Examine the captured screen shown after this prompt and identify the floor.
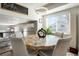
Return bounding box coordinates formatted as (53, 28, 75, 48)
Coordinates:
(0, 51, 76, 56)
(0, 46, 77, 56)
(66, 52, 77, 56)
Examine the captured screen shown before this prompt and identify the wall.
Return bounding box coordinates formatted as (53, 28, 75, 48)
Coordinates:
(69, 7, 77, 48)
(0, 25, 9, 38)
(0, 25, 8, 32)
(77, 6, 79, 50)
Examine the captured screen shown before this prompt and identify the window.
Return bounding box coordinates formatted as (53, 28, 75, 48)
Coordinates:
(45, 11, 70, 34)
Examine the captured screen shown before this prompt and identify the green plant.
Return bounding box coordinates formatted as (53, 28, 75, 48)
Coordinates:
(43, 27, 52, 35)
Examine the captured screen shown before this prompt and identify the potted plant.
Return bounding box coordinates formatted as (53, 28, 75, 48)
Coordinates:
(43, 26, 52, 35)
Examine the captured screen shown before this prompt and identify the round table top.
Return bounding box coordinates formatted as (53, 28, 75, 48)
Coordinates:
(25, 35, 60, 49)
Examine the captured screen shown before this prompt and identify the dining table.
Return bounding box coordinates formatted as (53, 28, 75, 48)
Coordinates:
(25, 34, 61, 55)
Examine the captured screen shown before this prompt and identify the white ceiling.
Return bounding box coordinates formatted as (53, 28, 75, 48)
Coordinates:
(43, 3, 67, 10)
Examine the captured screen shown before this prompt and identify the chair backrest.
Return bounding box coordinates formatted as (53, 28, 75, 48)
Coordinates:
(11, 38, 29, 56)
(53, 32, 64, 38)
(52, 36, 71, 56)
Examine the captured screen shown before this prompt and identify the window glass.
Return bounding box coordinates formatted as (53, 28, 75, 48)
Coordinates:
(46, 11, 70, 34)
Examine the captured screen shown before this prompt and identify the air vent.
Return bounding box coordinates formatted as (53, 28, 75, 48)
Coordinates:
(1, 3, 28, 15)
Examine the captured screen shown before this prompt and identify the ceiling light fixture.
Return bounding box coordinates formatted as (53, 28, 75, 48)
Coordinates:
(35, 7, 48, 14)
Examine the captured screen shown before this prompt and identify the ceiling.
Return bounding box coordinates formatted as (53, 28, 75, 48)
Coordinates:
(18, 3, 67, 10)
(43, 3, 67, 10)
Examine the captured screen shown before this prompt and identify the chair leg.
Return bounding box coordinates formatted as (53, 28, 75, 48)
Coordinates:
(37, 53, 40, 56)
(10, 50, 14, 56)
(31, 49, 39, 55)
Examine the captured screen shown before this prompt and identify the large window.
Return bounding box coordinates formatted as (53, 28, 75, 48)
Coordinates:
(45, 11, 70, 34)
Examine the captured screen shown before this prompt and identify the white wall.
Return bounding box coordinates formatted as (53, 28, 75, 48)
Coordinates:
(77, 6, 79, 51)
(69, 7, 77, 48)
(0, 25, 8, 32)
(0, 25, 9, 38)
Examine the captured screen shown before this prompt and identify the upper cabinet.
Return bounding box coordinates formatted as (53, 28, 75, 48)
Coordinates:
(1, 3, 28, 15)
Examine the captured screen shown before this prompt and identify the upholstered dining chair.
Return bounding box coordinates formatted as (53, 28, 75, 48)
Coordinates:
(11, 38, 37, 56)
(11, 38, 28, 56)
(39, 36, 71, 56)
(53, 32, 64, 38)
(52, 36, 71, 56)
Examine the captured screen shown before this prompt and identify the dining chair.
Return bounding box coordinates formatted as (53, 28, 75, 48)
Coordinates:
(39, 36, 71, 56)
(11, 38, 29, 56)
(53, 32, 64, 38)
(52, 36, 71, 56)
(11, 38, 37, 56)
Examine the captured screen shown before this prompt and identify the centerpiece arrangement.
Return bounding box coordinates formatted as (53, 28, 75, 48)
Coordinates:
(37, 27, 52, 38)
